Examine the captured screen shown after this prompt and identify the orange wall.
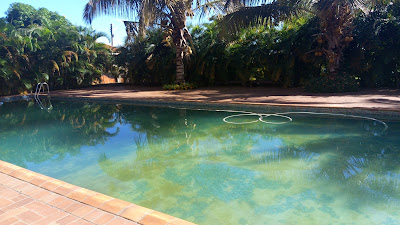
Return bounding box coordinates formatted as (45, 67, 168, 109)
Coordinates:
(100, 74, 117, 84)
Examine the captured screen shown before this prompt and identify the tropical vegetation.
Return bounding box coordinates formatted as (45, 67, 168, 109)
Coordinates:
(113, 0, 400, 91)
(83, 0, 228, 84)
(0, 3, 116, 96)
(1, 1, 400, 95)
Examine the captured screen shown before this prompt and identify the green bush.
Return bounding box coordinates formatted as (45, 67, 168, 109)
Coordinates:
(0, 3, 115, 96)
(163, 83, 197, 90)
(305, 74, 360, 93)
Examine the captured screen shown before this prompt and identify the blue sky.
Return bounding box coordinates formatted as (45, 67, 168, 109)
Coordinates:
(0, 0, 134, 46)
(0, 1, 209, 46)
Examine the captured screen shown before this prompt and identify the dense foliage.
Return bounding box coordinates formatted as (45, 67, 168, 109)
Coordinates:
(344, 2, 400, 88)
(117, 1, 400, 91)
(0, 3, 115, 96)
(117, 19, 321, 87)
(304, 73, 360, 93)
(2, 1, 400, 95)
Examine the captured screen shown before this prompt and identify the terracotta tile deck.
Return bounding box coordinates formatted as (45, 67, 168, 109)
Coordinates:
(49, 86, 400, 112)
(0, 161, 195, 225)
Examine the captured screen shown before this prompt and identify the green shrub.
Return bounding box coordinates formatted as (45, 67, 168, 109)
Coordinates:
(163, 82, 198, 90)
(305, 74, 360, 93)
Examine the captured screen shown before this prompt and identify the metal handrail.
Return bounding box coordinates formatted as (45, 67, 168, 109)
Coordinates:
(35, 82, 52, 110)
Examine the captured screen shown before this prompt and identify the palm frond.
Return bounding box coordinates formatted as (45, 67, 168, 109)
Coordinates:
(63, 51, 79, 62)
(51, 60, 60, 74)
(218, 2, 308, 36)
(0, 32, 7, 41)
(124, 21, 140, 39)
(192, 0, 227, 19)
(314, 0, 371, 14)
(13, 70, 21, 80)
(83, 0, 141, 24)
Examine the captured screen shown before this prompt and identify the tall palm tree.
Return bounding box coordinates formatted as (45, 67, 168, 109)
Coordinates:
(220, 0, 381, 74)
(83, 0, 226, 84)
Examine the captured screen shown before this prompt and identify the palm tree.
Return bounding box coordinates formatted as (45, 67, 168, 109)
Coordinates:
(220, 0, 381, 74)
(83, 0, 226, 84)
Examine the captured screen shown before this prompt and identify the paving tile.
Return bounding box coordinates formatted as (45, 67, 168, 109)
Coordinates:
(48, 196, 68, 206)
(20, 183, 38, 193)
(0, 173, 13, 182)
(106, 217, 133, 225)
(55, 215, 78, 225)
(99, 199, 132, 214)
(32, 210, 69, 225)
(0, 161, 20, 174)
(123, 221, 140, 225)
(139, 210, 175, 225)
(119, 204, 153, 222)
(56, 198, 77, 210)
(53, 186, 77, 196)
(41, 205, 61, 216)
(16, 211, 44, 223)
(31, 189, 51, 199)
(30, 176, 48, 186)
(5, 179, 26, 188)
(1, 197, 34, 212)
(58, 182, 77, 190)
(72, 204, 95, 217)
(13, 222, 28, 225)
(18, 183, 38, 193)
(93, 212, 115, 225)
(0, 197, 13, 208)
(0, 204, 29, 220)
(82, 208, 104, 222)
(64, 202, 84, 214)
(0, 217, 19, 225)
(23, 186, 42, 197)
(12, 182, 31, 192)
(83, 194, 114, 208)
(47, 179, 70, 191)
(66, 188, 96, 202)
(66, 219, 93, 225)
(11, 195, 26, 203)
(24, 201, 54, 215)
(40, 180, 61, 191)
(0, 178, 16, 188)
(9, 169, 36, 182)
(37, 192, 59, 203)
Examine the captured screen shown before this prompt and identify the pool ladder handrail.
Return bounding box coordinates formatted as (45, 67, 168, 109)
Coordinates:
(35, 82, 52, 110)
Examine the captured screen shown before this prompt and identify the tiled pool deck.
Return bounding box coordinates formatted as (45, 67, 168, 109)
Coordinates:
(1, 85, 400, 224)
(50, 86, 400, 112)
(0, 161, 194, 225)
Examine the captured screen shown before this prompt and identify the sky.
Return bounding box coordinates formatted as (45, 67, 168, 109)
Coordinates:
(0, 0, 209, 47)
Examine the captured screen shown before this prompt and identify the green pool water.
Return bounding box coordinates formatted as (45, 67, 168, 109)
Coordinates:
(1, 100, 400, 225)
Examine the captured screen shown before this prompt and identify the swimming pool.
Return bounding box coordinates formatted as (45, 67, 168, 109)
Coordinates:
(1, 99, 399, 224)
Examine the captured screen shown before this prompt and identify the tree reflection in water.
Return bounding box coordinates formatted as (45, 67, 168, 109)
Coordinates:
(0, 100, 119, 166)
(1, 100, 399, 224)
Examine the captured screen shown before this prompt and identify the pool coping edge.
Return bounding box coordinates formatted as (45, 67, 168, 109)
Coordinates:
(0, 160, 196, 225)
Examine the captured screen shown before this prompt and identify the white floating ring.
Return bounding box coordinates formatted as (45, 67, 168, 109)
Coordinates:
(259, 114, 293, 124)
(169, 106, 388, 135)
(223, 114, 261, 124)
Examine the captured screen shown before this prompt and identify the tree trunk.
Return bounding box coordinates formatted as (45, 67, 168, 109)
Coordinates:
(170, 1, 187, 84)
(175, 43, 185, 84)
(319, 1, 354, 75)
